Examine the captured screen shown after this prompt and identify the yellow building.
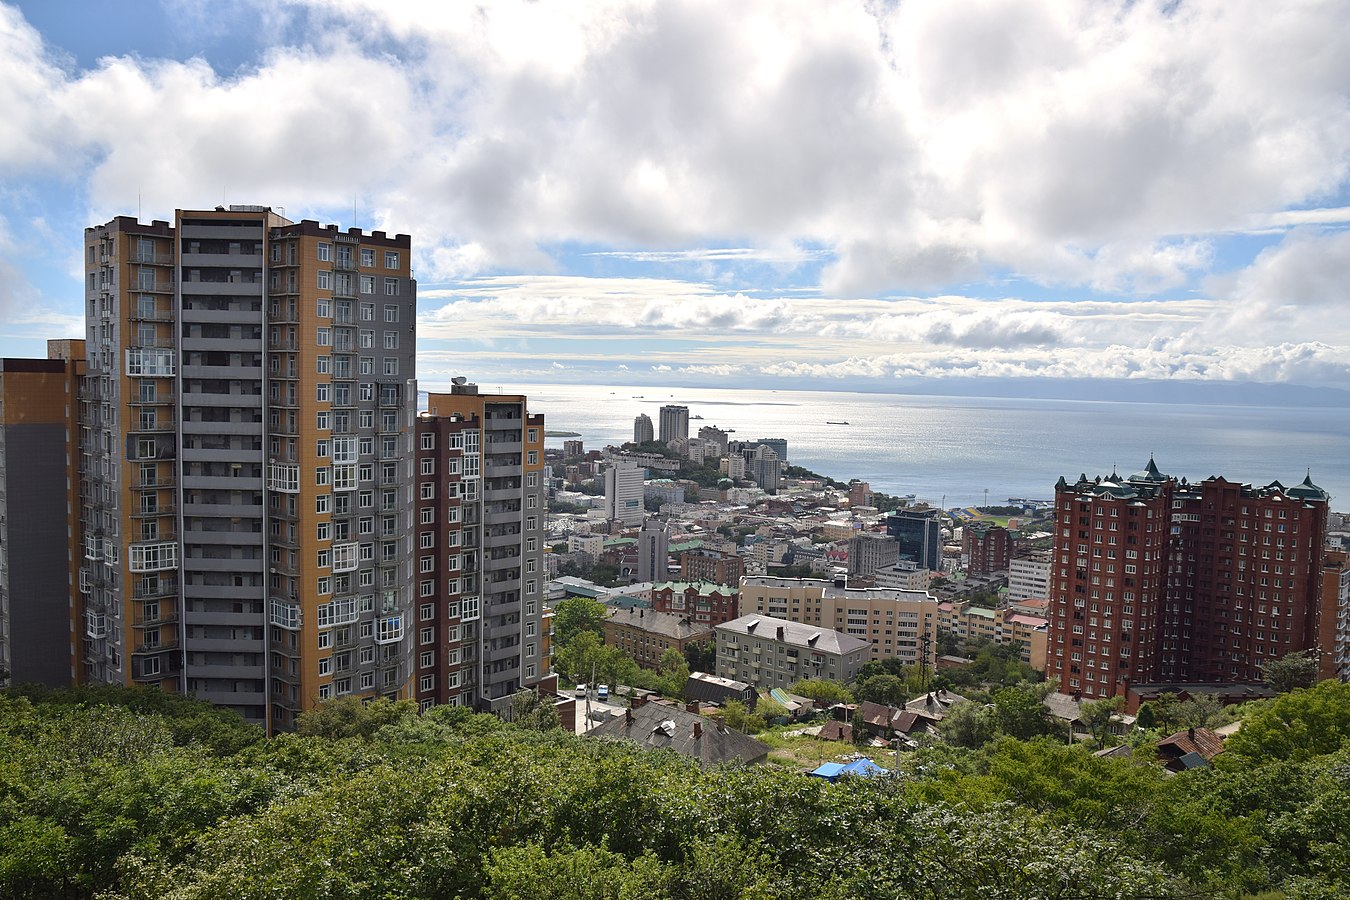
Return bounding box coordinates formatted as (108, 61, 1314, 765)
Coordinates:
(738, 576, 939, 670)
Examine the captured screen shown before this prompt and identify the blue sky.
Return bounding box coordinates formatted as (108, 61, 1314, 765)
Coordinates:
(2, 0, 1349, 397)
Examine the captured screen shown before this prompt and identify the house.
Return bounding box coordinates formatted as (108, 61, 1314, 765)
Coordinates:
(904, 688, 969, 724)
(684, 671, 756, 709)
(817, 719, 853, 742)
(587, 699, 770, 766)
(1156, 726, 1225, 772)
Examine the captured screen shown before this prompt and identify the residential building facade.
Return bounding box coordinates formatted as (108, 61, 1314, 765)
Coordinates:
(603, 607, 712, 669)
(1046, 461, 1330, 700)
(651, 581, 740, 627)
(1007, 550, 1052, 602)
(415, 386, 548, 712)
(0, 343, 85, 686)
(715, 613, 868, 687)
(848, 532, 900, 576)
(679, 548, 744, 586)
(738, 575, 940, 669)
(637, 518, 670, 583)
(962, 523, 1012, 575)
(632, 413, 654, 445)
(658, 405, 689, 445)
(78, 208, 418, 732)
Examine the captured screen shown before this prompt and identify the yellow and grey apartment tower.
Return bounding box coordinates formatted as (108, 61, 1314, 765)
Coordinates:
(0, 341, 85, 687)
(79, 207, 418, 732)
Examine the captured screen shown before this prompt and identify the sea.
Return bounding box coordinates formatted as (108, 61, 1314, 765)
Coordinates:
(478, 382, 1350, 511)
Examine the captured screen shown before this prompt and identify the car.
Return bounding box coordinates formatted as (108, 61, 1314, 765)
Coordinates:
(575, 684, 587, 698)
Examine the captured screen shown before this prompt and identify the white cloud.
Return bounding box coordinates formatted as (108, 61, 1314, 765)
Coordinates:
(2, 0, 1348, 387)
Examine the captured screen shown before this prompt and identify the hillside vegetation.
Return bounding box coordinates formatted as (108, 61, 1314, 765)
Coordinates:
(1, 682, 1348, 899)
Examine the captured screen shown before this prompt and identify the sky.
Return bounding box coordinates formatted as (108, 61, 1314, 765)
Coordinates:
(2, 0, 1349, 398)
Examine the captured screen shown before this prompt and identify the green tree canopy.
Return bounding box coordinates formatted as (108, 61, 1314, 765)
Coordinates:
(553, 596, 610, 649)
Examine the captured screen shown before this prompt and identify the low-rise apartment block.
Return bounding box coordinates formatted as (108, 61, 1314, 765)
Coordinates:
(739, 576, 940, 670)
(651, 580, 740, 626)
(603, 607, 712, 669)
(715, 613, 868, 688)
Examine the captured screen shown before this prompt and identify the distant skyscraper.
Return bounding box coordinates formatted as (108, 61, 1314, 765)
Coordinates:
(848, 533, 900, 577)
(886, 509, 942, 571)
(658, 405, 689, 444)
(697, 425, 729, 455)
(744, 444, 781, 493)
(1045, 461, 1330, 700)
(562, 439, 584, 458)
(637, 518, 670, 582)
(754, 438, 788, 463)
(962, 523, 1012, 575)
(604, 462, 645, 526)
(633, 413, 654, 444)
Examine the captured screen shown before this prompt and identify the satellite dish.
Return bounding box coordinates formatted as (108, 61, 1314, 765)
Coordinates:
(451, 376, 467, 385)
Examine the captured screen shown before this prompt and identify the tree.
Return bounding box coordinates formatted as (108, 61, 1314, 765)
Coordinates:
(683, 640, 716, 674)
(1222, 679, 1350, 764)
(1175, 692, 1222, 729)
(1078, 696, 1123, 750)
(1261, 649, 1319, 694)
(510, 689, 561, 732)
(940, 701, 997, 749)
(854, 675, 908, 708)
(991, 683, 1053, 740)
(296, 696, 418, 740)
(789, 678, 853, 706)
(552, 596, 609, 649)
(656, 648, 690, 698)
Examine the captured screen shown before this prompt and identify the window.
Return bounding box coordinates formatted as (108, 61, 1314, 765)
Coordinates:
(385, 251, 399, 269)
(384, 278, 398, 295)
(383, 331, 399, 349)
(361, 247, 375, 267)
(360, 330, 374, 348)
(315, 494, 331, 514)
(316, 383, 330, 402)
(317, 298, 331, 318)
(317, 270, 331, 289)
(419, 674, 435, 692)
(317, 327, 331, 346)
(360, 274, 375, 294)
(384, 305, 399, 322)
(318, 242, 331, 261)
(318, 657, 333, 676)
(316, 355, 331, 374)
(420, 483, 435, 500)
(383, 358, 398, 376)
(420, 508, 434, 525)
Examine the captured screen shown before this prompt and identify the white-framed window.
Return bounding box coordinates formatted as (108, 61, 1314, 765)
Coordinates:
(419, 674, 435, 692)
(384, 331, 399, 349)
(383, 358, 398, 376)
(316, 411, 331, 430)
(317, 327, 331, 346)
(361, 247, 375, 267)
(384, 278, 398, 295)
(317, 270, 331, 290)
(316, 355, 331, 374)
(318, 242, 332, 261)
(317, 297, 331, 318)
(385, 251, 399, 269)
(316, 383, 330, 402)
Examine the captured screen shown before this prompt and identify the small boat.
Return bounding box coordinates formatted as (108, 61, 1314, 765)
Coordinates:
(826, 420, 850, 425)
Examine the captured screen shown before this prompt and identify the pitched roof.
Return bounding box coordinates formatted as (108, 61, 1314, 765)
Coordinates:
(904, 689, 968, 721)
(587, 701, 770, 766)
(716, 613, 870, 656)
(604, 607, 713, 641)
(817, 719, 853, 742)
(1158, 726, 1225, 762)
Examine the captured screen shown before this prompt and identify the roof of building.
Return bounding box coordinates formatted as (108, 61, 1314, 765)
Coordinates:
(652, 580, 737, 596)
(818, 719, 853, 742)
(1157, 726, 1225, 762)
(1042, 692, 1083, 722)
(716, 614, 870, 656)
(605, 607, 712, 641)
(1006, 613, 1049, 628)
(740, 575, 933, 605)
(587, 701, 770, 766)
(904, 689, 969, 720)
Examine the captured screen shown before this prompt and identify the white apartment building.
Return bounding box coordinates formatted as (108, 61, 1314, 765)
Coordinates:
(715, 613, 868, 688)
(1006, 551, 1052, 602)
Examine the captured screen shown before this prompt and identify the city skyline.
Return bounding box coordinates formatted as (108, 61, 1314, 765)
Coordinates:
(1, 1, 1349, 396)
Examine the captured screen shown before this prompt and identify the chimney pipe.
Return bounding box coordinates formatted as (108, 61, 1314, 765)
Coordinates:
(776, 625, 785, 640)
(1188, 726, 1195, 742)
(625, 709, 633, 725)
(693, 722, 702, 739)
(686, 701, 700, 714)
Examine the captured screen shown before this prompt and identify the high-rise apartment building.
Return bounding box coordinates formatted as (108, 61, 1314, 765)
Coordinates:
(657, 405, 688, 445)
(78, 208, 417, 731)
(753, 438, 788, 463)
(848, 532, 900, 577)
(415, 386, 548, 712)
(1007, 550, 1052, 602)
(633, 413, 654, 445)
(0, 342, 85, 686)
(1046, 461, 1330, 700)
(962, 523, 1012, 575)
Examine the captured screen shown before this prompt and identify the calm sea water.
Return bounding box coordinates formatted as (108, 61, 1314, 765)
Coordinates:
(486, 383, 1349, 511)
